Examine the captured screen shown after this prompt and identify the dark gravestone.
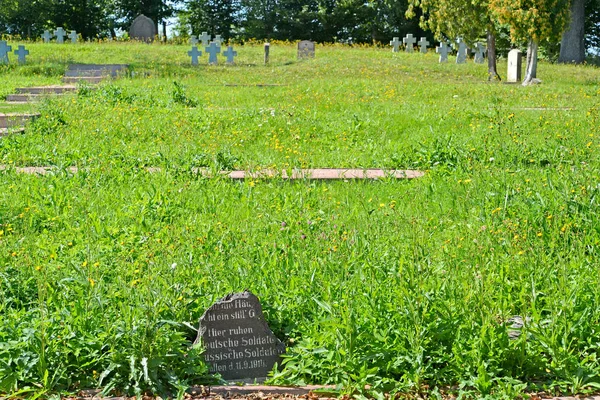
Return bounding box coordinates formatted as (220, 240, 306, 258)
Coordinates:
(130, 15, 157, 42)
(297, 40, 315, 59)
(195, 291, 286, 381)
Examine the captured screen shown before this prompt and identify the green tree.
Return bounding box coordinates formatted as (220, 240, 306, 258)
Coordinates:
(115, 0, 178, 39)
(186, 0, 240, 40)
(0, 0, 53, 38)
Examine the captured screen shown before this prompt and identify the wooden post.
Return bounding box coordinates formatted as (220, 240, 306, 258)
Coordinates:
(264, 43, 270, 64)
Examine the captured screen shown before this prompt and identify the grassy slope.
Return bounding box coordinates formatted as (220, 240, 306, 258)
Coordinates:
(1, 42, 600, 398)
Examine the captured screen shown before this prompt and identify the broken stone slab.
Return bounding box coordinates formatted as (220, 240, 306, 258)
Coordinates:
(0, 113, 40, 128)
(66, 64, 128, 77)
(188, 384, 339, 397)
(5, 94, 45, 103)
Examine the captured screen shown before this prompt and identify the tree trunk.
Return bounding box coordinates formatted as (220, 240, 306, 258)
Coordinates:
(163, 21, 167, 42)
(486, 31, 500, 81)
(559, 0, 586, 63)
(523, 39, 540, 86)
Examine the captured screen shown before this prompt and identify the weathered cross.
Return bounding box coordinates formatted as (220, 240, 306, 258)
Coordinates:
(473, 42, 486, 64)
(188, 46, 202, 65)
(200, 32, 211, 47)
(205, 42, 221, 65)
(436, 42, 450, 63)
(390, 37, 401, 53)
(214, 35, 223, 46)
(418, 37, 430, 53)
(223, 46, 237, 64)
(0, 41, 12, 64)
(190, 35, 198, 45)
(54, 27, 66, 44)
(68, 30, 78, 43)
(455, 38, 467, 64)
(403, 34, 416, 53)
(42, 30, 52, 43)
(14, 45, 29, 64)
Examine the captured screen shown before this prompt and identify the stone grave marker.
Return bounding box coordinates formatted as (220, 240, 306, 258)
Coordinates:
(473, 42, 485, 64)
(14, 45, 29, 64)
(68, 30, 78, 43)
(200, 32, 211, 47)
(191, 35, 198, 45)
(507, 49, 523, 82)
(390, 37, 401, 53)
(194, 291, 286, 381)
(298, 40, 315, 59)
(188, 46, 202, 65)
(129, 14, 157, 42)
(42, 30, 52, 43)
(264, 43, 270, 64)
(455, 38, 467, 64)
(403, 34, 416, 53)
(436, 42, 450, 62)
(0, 41, 11, 64)
(214, 35, 223, 46)
(223, 46, 237, 64)
(54, 27, 66, 44)
(418, 37, 430, 53)
(206, 42, 221, 65)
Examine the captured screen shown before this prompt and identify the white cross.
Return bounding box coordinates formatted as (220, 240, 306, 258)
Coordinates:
(214, 35, 223, 47)
(390, 37, 401, 53)
(14, 45, 29, 64)
(436, 42, 450, 63)
(188, 46, 202, 65)
(403, 34, 416, 53)
(205, 42, 221, 65)
(418, 37, 430, 53)
(42, 30, 52, 43)
(68, 30, 78, 43)
(200, 32, 211, 47)
(190, 35, 198, 45)
(223, 46, 237, 64)
(455, 38, 467, 64)
(0, 41, 12, 64)
(54, 27, 66, 44)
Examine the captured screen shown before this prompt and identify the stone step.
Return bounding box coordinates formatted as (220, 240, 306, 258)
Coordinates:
(5, 94, 50, 103)
(62, 76, 105, 84)
(67, 63, 128, 77)
(16, 85, 77, 94)
(0, 127, 26, 137)
(0, 113, 40, 128)
(64, 70, 108, 77)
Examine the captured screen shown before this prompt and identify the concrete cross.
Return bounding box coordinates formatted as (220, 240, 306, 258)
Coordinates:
(455, 38, 467, 64)
(68, 30, 78, 43)
(190, 35, 198, 45)
(54, 27, 66, 44)
(200, 32, 211, 47)
(188, 46, 202, 65)
(14, 45, 29, 64)
(473, 42, 486, 63)
(418, 37, 430, 54)
(42, 30, 52, 43)
(223, 46, 237, 64)
(0, 41, 12, 64)
(214, 35, 223, 46)
(403, 34, 416, 53)
(436, 42, 450, 63)
(390, 37, 401, 53)
(205, 42, 221, 65)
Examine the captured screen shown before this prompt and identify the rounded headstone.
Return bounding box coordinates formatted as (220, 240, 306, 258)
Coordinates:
(129, 14, 157, 42)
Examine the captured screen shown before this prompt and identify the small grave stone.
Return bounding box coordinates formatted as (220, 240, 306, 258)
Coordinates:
(14, 45, 29, 64)
(68, 30, 78, 43)
(214, 35, 223, 46)
(297, 40, 315, 59)
(129, 14, 157, 42)
(191, 35, 198, 45)
(507, 49, 523, 82)
(418, 37, 430, 53)
(0, 41, 12, 64)
(206, 42, 221, 65)
(473, 42, 485, 63)
(223, 46, 237, 64)
(264, 43, 270, 64)
(390, 37, 401, 53)
(42, 30, 52, 43)
(455, 38, 467, 64)
(188, 46, 202, 65)
(403, 34, 416, 53)
(200, 32, 211, 47)
(436, 42, 450, 62)
(194, 291, 286, 381)
(54, 27, 66, 44)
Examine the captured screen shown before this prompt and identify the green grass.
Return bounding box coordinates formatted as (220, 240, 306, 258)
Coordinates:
(1, 41, 600, 398)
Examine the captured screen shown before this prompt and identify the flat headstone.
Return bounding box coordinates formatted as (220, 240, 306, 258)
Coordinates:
(418, 37, 430, 53)
(390, 37, 401, 53)
(507, 49, 522, 82)
(194, 291, 286, 381)
(42, 30, 52, 43)
(455, 38, 467, 64)
(14, 45, 29, 64)
(436, 42, 450, 62)
(206, 42, 221, 65)
(200, 32, 211, 47)
(298, 40, 315, 59)
(223, 46, 237, 64)
(473, 42, 485, 63)
(0, 41, 12, 64)
(68, 30, 78, 43)
(188, 46, 202, 65)
(129, 14, 157, 42)
(54, 27, 66, 44)
(403, 34, 416, 53)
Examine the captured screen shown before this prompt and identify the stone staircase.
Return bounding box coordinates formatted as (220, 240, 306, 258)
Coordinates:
(0, 113, 40, 136)
(6, 85, 77, 103)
